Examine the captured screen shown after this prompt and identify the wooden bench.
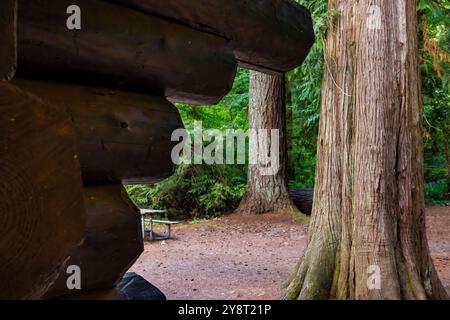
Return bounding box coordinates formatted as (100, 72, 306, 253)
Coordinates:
(140, 209, 180, 241)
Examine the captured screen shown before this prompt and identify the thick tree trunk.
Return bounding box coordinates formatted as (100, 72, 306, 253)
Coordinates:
(236, 71, 295, 214)
(283, 0, 448, 300)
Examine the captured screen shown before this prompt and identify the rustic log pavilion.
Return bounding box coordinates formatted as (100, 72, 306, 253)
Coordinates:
(0, 0, 314, 299)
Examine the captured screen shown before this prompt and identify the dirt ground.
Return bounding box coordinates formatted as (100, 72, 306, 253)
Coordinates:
(130, 207, 450, 300)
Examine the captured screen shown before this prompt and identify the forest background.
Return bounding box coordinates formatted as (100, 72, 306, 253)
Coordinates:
(127, 0, 450, 219)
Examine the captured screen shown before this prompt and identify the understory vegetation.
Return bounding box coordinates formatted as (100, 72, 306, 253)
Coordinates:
(127, 0, 449, 218)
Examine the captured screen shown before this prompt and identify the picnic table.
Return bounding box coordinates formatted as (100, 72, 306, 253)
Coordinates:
(140, 209, 179, 241)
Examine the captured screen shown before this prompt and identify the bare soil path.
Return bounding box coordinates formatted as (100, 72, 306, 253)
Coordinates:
(130, 207, 450, 300)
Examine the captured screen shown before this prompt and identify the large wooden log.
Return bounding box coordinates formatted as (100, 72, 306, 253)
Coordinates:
(16, 0, 237, 105)
(108, 0, 315, 73)
(289, 188, 313, 215)
(0, 0, 17, 80)
(44, 185, 144, 299)
(0, 83, 86, 299)
(14, 78, 184, 185)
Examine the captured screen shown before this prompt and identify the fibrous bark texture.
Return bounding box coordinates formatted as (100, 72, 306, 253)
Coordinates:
(283, 0, 448, 300)
(236, 71, 295, 214)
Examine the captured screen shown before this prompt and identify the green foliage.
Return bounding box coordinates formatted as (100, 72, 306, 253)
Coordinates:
(425, 180, 448, 205)
(127, 69, 250, 220)
(177, 68, 250, 132)
(126, 164, 246, 220)
(419, 0, 450, 203)
(287, 0, 328, 188)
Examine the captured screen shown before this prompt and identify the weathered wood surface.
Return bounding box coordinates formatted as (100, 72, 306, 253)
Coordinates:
(289, 188, 313, 215)
(14, 79, 184, 185)
(17, 0, 237, 105)
(0, 0, 17, 80)
(109, 0, 314, 73)
(45, 185, 144, 299)
(0, 83, 86, 299)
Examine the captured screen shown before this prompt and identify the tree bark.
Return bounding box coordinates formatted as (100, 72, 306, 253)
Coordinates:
(236, 71, 296, 214)
(283, 0, 448, 300)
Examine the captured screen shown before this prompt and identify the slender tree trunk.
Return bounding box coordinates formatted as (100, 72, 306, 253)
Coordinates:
(283, 0, 448, 300)
(236, 71, 296, 214)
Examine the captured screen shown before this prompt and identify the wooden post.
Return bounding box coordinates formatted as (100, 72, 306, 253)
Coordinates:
(14, 78, 184, 185)
(17, 0, 237, 105)
(0, 83, 86, 299)
(0, 0, 17, 80)
(44, 185, 144, 299)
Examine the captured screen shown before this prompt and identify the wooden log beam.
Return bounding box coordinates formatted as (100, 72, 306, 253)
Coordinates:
(0, 0, 17, 80)
(16, 0, 237, 105)
(0, 83, 86, 299)
(14, 78, 184, 185)
(108, 0, 315, 73)
(44, 185, 144, 298)
(289, 188, 313, 215)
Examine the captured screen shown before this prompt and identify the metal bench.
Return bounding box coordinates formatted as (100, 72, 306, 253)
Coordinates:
(140, 209, 179, 241)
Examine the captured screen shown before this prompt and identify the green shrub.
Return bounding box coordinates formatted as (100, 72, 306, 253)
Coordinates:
(126, 164, 246, 220)
(425, 180, 449, 205)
